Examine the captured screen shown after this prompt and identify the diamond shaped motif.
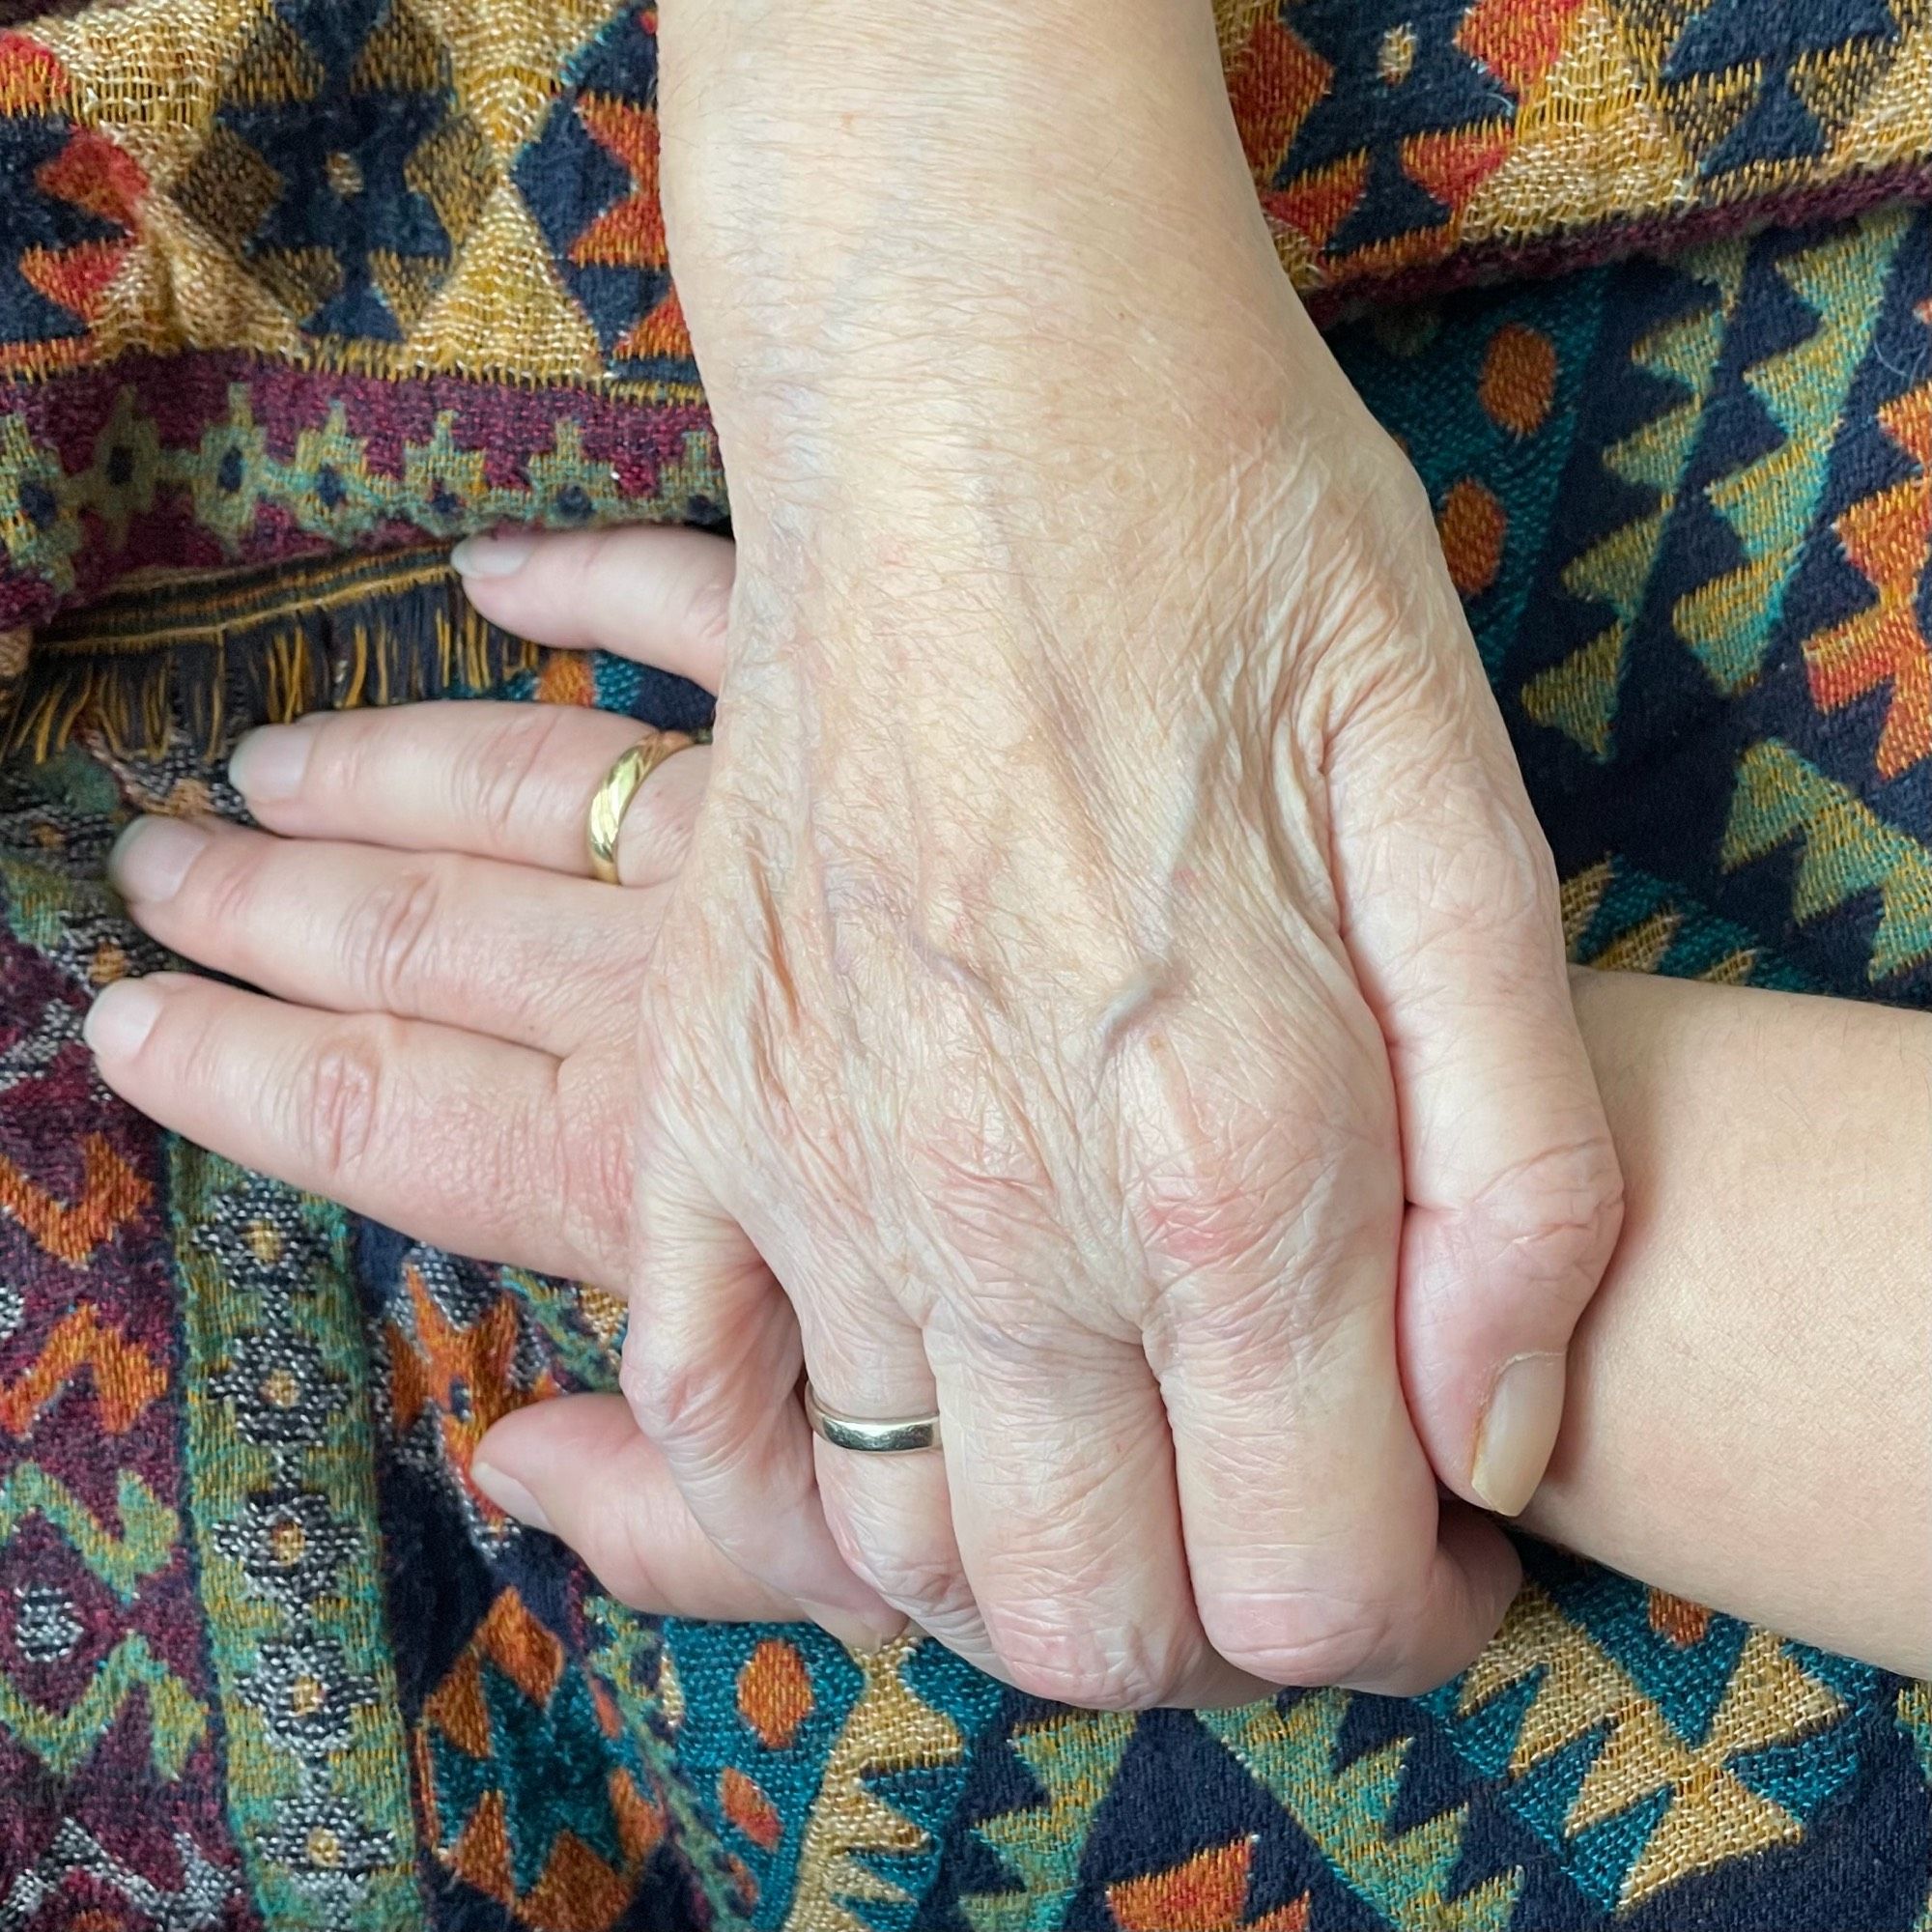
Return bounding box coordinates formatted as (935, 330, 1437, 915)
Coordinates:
(515, 5, 694, 381)
(171, 0, 490, 345)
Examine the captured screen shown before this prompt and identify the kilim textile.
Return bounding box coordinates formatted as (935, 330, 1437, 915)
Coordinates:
(1, 2, 1930, 1929)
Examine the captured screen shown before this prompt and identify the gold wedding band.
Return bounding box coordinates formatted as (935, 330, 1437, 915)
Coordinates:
(803, 1382, 943, 1455)
(585, 729, 698, 883)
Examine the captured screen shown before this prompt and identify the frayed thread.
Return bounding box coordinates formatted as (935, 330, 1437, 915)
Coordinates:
(5, 546, 538, 760)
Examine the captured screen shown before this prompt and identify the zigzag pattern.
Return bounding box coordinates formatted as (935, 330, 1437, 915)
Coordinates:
(0, 1300, 166, 1435)
(0, 1128, 152, 1265)
(0, 1463, 175, 1600)
(0, 1631, 203, 1780)
(1674, 213, 1908, 692)
(1, 1821, 234, 1929)
(1107, 1840, 1309, 1932)
(1429, 1586, 1856, 1911)
(1524, 243, 1747, 757)
(1804, 299, 1932, 777)
(776, 1638, 981, 1932)
(1722, 736, 1932, 976)
(1204, 1695, 1521, 1931)
(1560, 855, 1810, 985)
(961, 1711, 1137, 1932)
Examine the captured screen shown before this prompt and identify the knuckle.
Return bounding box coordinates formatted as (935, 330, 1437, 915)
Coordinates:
(459, 707, 570, 849)
(1468, 1133, 1625, 1302)
(841, 1540, 975, 1625)
(554, 1087, 637, 1281)
(679, 567, 733, 664)
(1203, 1588, 1400, 1689)
(294, 1024, 390, 1182)
(619, 1346, 734, 1454)
(907, 1108, 1056, 1267)
(1127, 1145, 1306, 1282)
(983, 1603, 1172, 1711)
(339, 866, 444, 1009)
(1126, 1103, 1391, 1365)
(191, 838, 263, 930)
(1119, 1029, 1387, 1283)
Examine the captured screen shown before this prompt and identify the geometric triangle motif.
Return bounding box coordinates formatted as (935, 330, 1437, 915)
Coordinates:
(170, 0, 490, 345)
(1106, 1839, 1310, 1932)
(1266, 0, 1513, 275)
(1463, 2, 1690, 247)
(514, 5, 694, 382)
(1657, 0, 1904, 175)
(783, 1635, 1000, 1932)
(1673, 212, 1908, 694)
(961, 1710, 1136, 1932)
(0, 36, 143, 374)
(1721, 734, 1932, 978)
(1428, 1583, 1866, 1912)
(1524, 242, 1746, 759)
(1203, 1694, 1523, 1932)
(416, 1589, 659, 1930)
(1804, 301, 1932, 779)
(1559, 853, 1807, 985)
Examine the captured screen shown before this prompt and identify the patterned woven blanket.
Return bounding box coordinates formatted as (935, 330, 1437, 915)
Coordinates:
(1, 3, 1930, 1928)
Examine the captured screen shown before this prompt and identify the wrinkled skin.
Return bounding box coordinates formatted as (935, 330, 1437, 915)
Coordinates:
(86, 0, 1621, 1705)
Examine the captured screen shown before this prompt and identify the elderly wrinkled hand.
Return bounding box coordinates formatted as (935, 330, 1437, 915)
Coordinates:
(83, 0, 1620, 1706)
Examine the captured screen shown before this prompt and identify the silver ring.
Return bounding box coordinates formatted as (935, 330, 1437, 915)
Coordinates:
(804, 1382, 942, 1454)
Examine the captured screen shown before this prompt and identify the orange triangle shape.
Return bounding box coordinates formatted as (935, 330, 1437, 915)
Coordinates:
(477, 1587, 566, 1705)
(1264, 153, 1370, 253)
(423, 1653, 494, 1759)
(609, 1768, 668, 1865)
(1458, 0, 1587, 97)
(1108, 1838, 1258, 1931)
(520, 1832, 630, 1932)
(37, 128, 145, 228)
(614, 282, 692, 365)
(447, 1787, 517, 1906)
(22, 240, 128, 326)
(1403, 123, 1513, 215)
(1227, 16, 1330, 182)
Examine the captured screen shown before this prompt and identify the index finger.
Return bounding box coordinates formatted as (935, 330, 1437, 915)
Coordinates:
(451, 525, 735, 684)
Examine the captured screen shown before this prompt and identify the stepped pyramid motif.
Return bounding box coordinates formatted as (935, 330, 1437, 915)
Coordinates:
(1674, 213, 1908, 693)
(1523, 243, 1746, 758)
(1723, 736, 1932, 976)
(1205, 1696, 1521, 1931)
(1804, 297, 1932, 777)
(783, 1638, 999, 1932)
(962, 1710, 1137, 1932)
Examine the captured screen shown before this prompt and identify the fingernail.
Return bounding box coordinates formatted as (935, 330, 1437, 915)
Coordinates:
(83, 979, 163, 1060)
(230, 723, 314, 803)
(800, 1599, 908, 1653)
(107, 817, 207, 904)
(1472, 1351, 1567, 1518)
(471, 1459, 554, 1534)
(450, 528, 534, 580)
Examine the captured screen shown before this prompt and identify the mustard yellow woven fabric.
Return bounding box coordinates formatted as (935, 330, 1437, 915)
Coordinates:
(1, 5, 1929, 1929)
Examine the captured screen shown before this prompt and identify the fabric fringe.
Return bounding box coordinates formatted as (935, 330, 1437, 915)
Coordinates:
(4, 546, 540, 761)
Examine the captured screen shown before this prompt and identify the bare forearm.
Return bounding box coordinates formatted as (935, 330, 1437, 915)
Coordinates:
(1523, 970, 1930, 1674)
